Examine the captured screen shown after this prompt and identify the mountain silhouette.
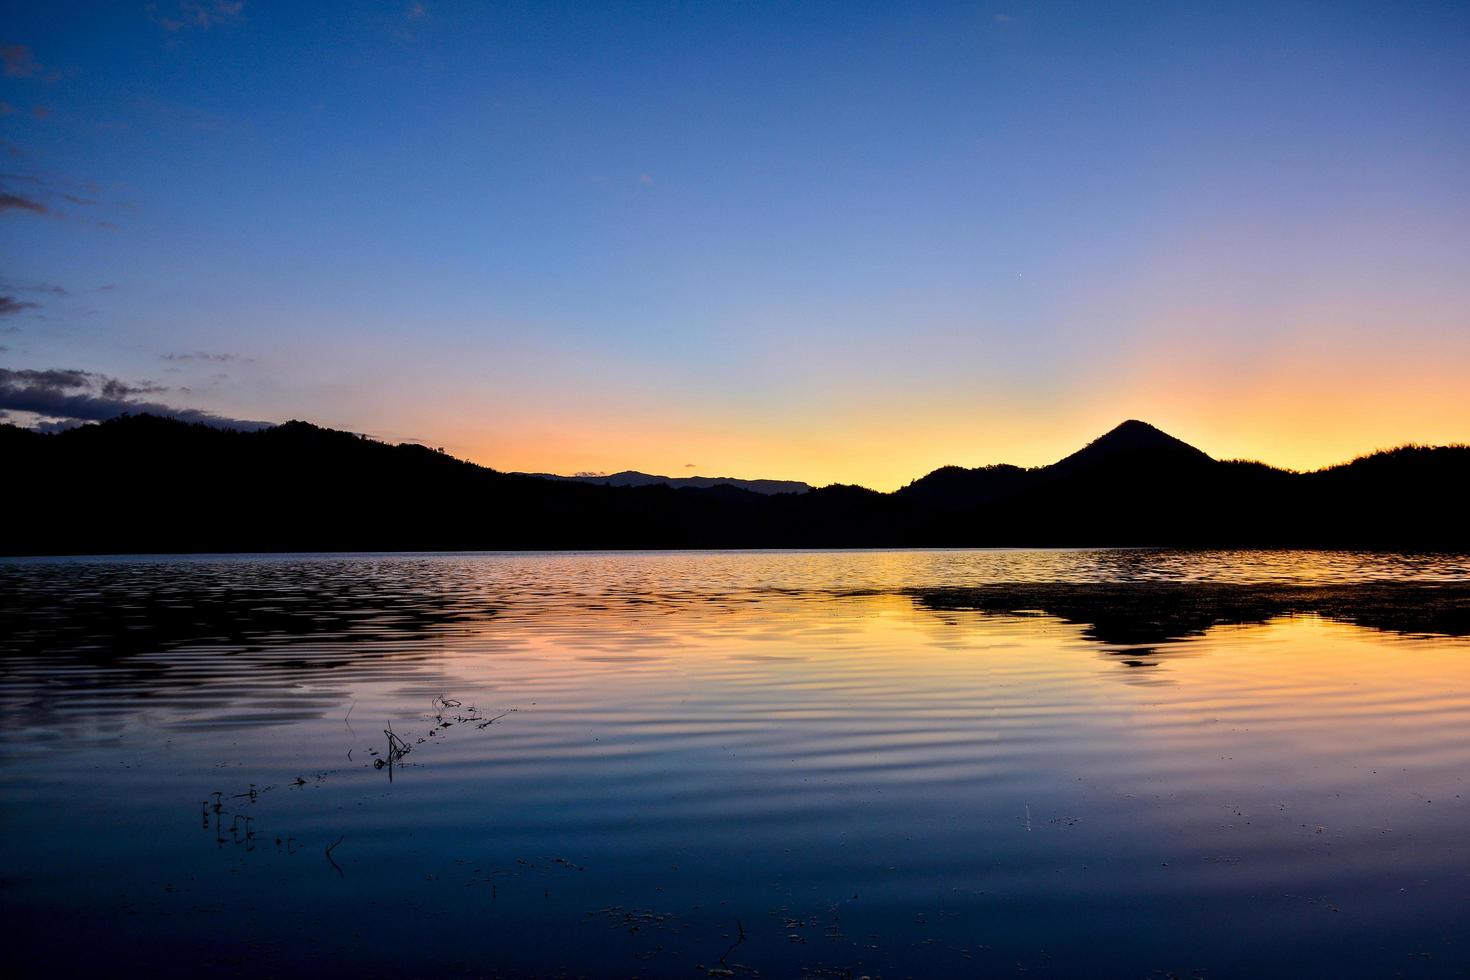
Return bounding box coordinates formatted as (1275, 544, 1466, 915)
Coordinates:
(1050, 419, 1213, 472)
(896, 420, 1214, 512)
(1, 414, 1465, 554)
(518, 469, 810, 495)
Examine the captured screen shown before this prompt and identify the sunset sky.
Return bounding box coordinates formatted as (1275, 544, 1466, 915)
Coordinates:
(2, 1, 1467, 490)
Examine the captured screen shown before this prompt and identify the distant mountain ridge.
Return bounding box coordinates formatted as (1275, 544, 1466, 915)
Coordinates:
(519, 469, 810, 495)
(2, 415, 1466, 554)
(896, 420, 1218, 510)
(1050, 419, 1213, 470)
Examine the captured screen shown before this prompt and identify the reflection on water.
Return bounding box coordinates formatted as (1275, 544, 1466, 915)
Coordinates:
(2, 550, 1469, 978)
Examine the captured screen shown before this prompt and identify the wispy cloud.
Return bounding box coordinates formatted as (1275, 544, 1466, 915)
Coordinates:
(0, 44, 41, 78)
(0, 367, 272, 430)
(0, 174, 121, 228)
(149, 1, 245, 33)
(161, 350, 239, 363)
(0, 189, 47, 215)
(0, 295, 40, 316)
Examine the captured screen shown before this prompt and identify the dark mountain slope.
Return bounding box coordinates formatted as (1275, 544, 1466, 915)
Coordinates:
(1049, 419, 1212, 474)
(1, 414, 1464, 554)
(896, 464, 1030, 511)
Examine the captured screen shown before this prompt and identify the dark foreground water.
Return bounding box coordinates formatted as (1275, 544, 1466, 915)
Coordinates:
(2, 550, 1470, 978)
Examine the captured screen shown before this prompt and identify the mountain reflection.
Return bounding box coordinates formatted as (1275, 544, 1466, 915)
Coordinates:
(905, 581, 1470, 646)
(4, 552, 1469, 979)
(3, 558, 1467, 734)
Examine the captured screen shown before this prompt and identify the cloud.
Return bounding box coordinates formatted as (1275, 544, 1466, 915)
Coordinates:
(149, 1, 245, 32)
(0, 45, 41, 78)
(32, 418, 88, 433)
(161, 350, 238, 363)
(0, 190, 47, 215)
(0, 295, 39, 316)
(0, 367, 273, 430)
(0, 278, 68, 297)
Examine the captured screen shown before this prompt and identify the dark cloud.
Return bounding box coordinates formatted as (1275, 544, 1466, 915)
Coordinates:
(32, 417, 88, 434)
(99, 375, 168, 398)
(0, 279, 67, 297)
(0, 295, 39, 316)
(0, 171, 114, 218)
(0, 190, 47, 215)
(0, 367, 272, 431)
(0, 45, 41, 78)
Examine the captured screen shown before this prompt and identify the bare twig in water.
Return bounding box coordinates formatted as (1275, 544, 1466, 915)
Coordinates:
(343, 699, 356, 737)
(718, 918, 747, 966)
(325, 836, 345, 877)
(385, 725, 411, 761)
(373, 723, 413, 780)
(432, 694, 464, 725)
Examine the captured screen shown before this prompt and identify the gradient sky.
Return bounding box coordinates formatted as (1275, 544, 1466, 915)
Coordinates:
(2, 1, 1467, 489)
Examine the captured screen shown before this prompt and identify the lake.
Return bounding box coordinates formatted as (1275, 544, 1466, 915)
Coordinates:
(2, 550, 1469, 978)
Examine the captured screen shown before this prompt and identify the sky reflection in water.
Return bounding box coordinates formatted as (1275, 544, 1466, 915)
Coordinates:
(1, 550, 1468, 978)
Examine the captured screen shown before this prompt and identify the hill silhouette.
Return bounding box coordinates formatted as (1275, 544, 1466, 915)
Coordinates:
(1, 414, 1465, 554)
(517, 469, 810, 495)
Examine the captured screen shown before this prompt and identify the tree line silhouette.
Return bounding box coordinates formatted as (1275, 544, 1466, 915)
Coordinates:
(2, 415, 1465, 554)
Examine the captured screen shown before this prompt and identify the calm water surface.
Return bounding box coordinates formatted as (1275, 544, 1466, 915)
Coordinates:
(2, 550, 1469, 978)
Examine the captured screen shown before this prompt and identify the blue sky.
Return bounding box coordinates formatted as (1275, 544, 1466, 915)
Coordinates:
(3, 1, 1468, 487)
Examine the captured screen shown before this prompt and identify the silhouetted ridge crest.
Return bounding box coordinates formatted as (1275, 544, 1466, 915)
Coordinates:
(520, 469, 810, 495)
(896, 463, 1030, 511)
(1, 414, 1465, 553)
(1049, 419, 1212, 473)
